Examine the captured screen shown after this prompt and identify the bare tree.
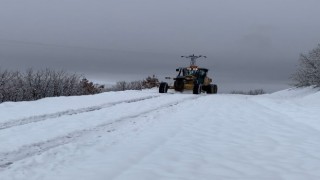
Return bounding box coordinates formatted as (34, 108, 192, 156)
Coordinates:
(142, 75, 159, 89)
(130, 81, 143, 90)
(115, 81, 127, 91)
(292, 44, 320, 87)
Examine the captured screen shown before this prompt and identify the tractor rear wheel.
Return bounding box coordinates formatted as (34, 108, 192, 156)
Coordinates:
(212, 84, 218, 94)
(193, 84, 202, 94)
(206, 84, 218, 94)
(206, 85, 214, 94)
(159, 82, 168, 93)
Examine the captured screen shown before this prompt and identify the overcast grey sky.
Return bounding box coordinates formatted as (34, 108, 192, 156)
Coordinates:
(1, 0, 320, 92)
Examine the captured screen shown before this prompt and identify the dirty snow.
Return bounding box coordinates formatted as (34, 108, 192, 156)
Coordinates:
(0, 88, 320, 180)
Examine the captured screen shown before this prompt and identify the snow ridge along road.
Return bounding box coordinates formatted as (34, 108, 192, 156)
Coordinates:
(0, 92, 200, 169)
(0, 95, 159, 130)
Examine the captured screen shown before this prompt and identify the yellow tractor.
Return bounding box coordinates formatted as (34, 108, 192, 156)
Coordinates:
(159, 54, 218, 94)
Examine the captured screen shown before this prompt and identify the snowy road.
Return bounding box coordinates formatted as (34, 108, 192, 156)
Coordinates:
(0, 88, 320, 180)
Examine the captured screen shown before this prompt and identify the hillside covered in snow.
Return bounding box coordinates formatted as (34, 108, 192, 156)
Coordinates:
(0, 88, 320, 180)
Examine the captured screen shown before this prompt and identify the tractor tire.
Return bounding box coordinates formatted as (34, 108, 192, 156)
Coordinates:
(174, 80, 184, 92)
(213, 84, 218, 94)
(159, 82, 168, 93)
(193, 84, 202, 94)
(206, 84, 218, 94)
(206, 85, 214, 94)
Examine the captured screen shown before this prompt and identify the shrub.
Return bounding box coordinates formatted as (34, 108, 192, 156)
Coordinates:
(230, 89, 266, 95)
(0, 68, 103, 103)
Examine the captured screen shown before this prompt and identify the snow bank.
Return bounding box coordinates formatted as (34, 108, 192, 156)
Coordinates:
(267, 86, 320, 99)
(0, 88, 320, 180)
(0, 90, 156, 123)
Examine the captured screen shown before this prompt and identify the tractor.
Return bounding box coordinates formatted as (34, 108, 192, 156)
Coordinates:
(159, 54, 218, 94)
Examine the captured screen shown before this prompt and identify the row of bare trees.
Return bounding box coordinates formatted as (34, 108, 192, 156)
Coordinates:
(230, 89, 265, 95)
(0, 68, 103, 103)
(105, 75, 159, 91)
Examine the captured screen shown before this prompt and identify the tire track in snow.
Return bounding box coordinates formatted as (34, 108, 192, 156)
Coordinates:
(0, 95, 159, 131)
(0, 95, 201, 169)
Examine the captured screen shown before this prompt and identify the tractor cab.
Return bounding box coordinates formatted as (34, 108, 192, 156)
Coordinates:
(177, 67, 208, 84)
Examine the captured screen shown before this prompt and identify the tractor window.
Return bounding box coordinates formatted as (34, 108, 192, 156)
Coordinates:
(198, 69, 206, 78)
(183, 68, 198, 76)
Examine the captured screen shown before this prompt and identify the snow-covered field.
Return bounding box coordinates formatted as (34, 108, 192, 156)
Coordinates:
(1, 88, 320, 180)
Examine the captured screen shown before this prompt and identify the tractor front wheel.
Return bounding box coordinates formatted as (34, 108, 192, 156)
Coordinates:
(159, 82, 169, 93)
